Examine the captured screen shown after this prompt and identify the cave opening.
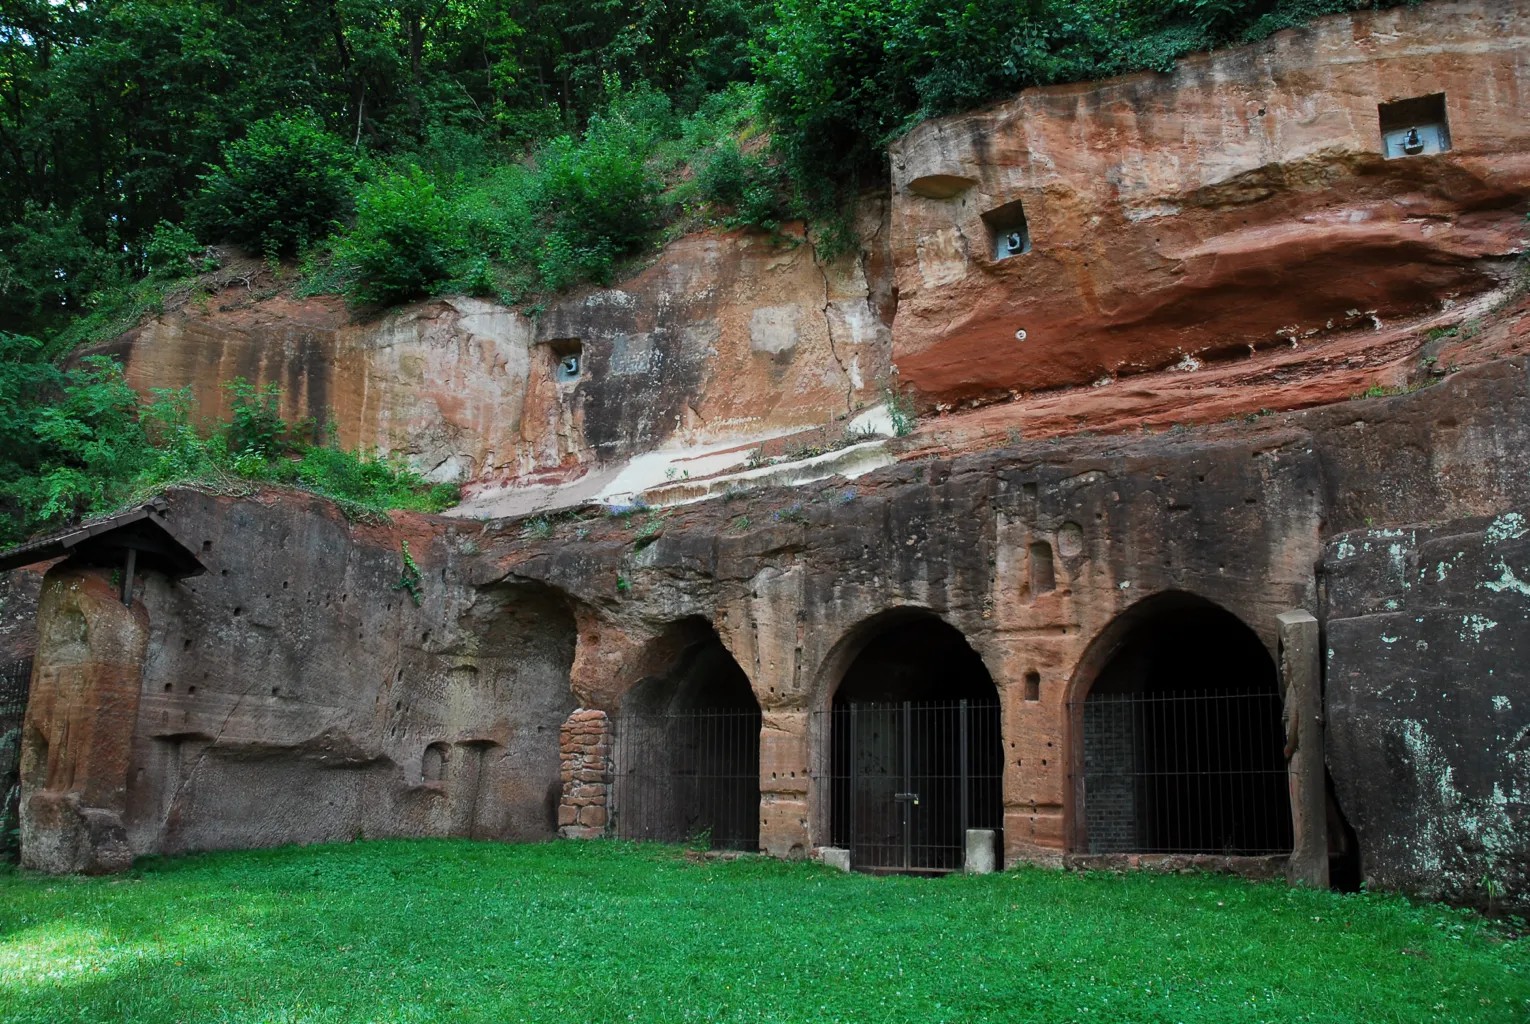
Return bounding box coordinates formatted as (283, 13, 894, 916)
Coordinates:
(1071, 593, 1292, 856)
(829, 614, 1003, 873)
(614, 619, 761, 851)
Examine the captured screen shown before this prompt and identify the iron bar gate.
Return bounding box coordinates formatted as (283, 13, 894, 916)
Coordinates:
(822, 700, 1003, 874)
(612, 708, 761, 851)
(1, 657, 32, 863)
(1070, 690, 1292, 855)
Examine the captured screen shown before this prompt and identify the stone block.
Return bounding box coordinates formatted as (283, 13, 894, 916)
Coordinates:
(819, 847, 851, 872)
(965, 829, 997, 875)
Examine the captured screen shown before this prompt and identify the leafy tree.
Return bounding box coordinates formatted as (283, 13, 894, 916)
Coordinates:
(190, 116, 357, 257)
(335, 167, 455, 304)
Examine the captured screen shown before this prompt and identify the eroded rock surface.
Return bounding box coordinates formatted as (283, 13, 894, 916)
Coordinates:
(1326, 513, 1530, 905)
(888, 0, 1530, 408)
(12, 355, 1527, 907)
(90, 219, 894, 511)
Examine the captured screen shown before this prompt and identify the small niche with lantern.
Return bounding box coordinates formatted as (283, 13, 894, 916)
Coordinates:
(1379, 93, 1451, 159)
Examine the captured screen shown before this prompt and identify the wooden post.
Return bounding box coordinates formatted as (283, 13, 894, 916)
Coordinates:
(1278, 609, 1328, 888)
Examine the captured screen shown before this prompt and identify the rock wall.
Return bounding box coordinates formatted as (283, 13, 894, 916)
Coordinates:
(90, 215, 894, 509)
(888, 0, 1530, 408)
(20, 567, 148, 873)
(1325, 513, 1530, 906)
(10, 0, 1530, 909)
(17, 492, 580, 869)
(15, 354, 1525, 904)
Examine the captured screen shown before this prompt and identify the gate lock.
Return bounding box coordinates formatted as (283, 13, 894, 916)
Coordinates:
(894, 792, 920, 806)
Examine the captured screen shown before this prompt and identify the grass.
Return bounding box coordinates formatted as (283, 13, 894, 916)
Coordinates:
(0, 840, 1525, 1023)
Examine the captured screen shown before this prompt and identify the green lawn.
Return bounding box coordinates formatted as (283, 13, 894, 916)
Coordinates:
(0, 840, 1525, 1023)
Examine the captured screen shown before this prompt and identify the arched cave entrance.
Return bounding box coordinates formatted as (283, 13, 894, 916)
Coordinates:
(613, 619, 761, 850)
(1069, 592, 1292, 856)
(828, 613, 1003, 873)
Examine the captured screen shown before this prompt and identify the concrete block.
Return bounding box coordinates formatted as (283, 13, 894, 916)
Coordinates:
(965, 829, 997, 874)
(819, 847, 851, 872)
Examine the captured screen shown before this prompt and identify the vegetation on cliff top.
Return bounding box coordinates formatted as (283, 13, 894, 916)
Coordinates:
(0, 839, 1525, 1023)
(0, 0, 1403, 539)
(1, 0, 1404, 336)
(0, 332, 458, 545)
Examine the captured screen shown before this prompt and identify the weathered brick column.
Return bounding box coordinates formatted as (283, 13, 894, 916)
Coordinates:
(558, 709, 612, 839)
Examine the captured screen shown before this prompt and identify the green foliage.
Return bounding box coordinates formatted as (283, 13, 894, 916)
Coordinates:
(189, 116, 356, 258)
(142, 221, 211, 279)
(756, 0, 1399, 205)
(0, 337, 456, 545)
(393, 540, 424, 607)
(0, 206, 130, 335)
(696, 140, 790, 232)
(334, 168, 455, 304)
(885, 382, 917, 437)
(0, 841, 1524, 1022)
(540, 109, 663, 268)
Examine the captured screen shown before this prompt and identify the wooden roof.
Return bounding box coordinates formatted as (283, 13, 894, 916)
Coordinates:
(0, 498, 205, 577)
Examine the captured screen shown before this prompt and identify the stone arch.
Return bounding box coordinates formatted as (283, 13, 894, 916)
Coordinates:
(1064, 590, 1291, 857)
(612, 617, 761, 850)
(808, 605, 1001, 713)
(817, 607, 1003, 872)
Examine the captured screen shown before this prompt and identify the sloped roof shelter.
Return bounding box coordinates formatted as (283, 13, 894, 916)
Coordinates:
(0, 498, 205, 604)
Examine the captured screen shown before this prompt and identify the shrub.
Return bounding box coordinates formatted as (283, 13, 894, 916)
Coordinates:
(335, 167, 455, 305)
(538, 114, 663, 263)
(142, 221, 209, 279)
(190, 115, 356, 258)
(223, 378, 299, 457)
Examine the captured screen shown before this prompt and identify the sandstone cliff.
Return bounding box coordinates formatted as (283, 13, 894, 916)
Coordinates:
(10, 0, 1530, 910)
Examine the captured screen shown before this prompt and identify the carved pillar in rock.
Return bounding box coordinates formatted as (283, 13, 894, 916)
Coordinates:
(558, 709, 611, 838)
(1278, 609, 1328, 888)
(760, 710, 811, 858)
(20, 566, 149, 874)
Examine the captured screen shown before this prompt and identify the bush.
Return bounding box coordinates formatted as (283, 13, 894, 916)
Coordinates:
(335, 167, 455, 305)
(696, 141, 789, 232)
(141, 221, 209, 279)
(0, 334, 457, 544)
(538, 115, 663, 270)
(190, 115, 356, 258)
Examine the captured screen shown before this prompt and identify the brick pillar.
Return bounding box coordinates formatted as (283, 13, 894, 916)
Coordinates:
(558, 709, 611, 839)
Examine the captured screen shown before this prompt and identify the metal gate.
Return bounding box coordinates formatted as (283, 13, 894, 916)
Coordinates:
(1, 657, 32, 863)
(1070, 690, 1292, 855)
(823, 700, 1003, 874)
(612, 708, 761, 851)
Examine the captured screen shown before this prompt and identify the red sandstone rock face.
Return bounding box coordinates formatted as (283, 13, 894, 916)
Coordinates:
(90, 218, 893, 495)
(887, 0, 1530, 409)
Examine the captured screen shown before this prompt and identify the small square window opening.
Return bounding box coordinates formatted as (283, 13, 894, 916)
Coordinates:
(547, 338, 583, 383)
(981, 199, 1032, 260)
(1378, 93, 1450, 159)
